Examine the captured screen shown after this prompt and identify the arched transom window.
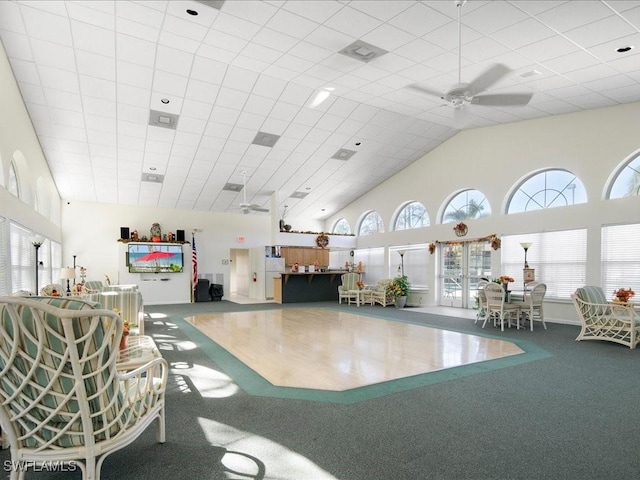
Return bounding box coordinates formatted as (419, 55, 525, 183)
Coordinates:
(508, 169, 586, 213)
(8, 161, 19, 197)
(332, 218, 351, 235)
(608, 153, 640, 199)
(358, 211, 384, 236)
(395, 201, 429, 230)
(442, 189, 490, 224)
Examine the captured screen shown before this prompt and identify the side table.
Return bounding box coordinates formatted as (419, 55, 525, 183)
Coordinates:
(117, 335, 161, 371)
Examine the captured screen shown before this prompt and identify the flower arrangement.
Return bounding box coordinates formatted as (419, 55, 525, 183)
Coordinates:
(390, 275, 410, 297)
(356, 280, 365, 289)
(79, 266, 87, 284)
(498, 275, 514, 284)
(429, 243, 436, 254)
(613, 287, 635, 303)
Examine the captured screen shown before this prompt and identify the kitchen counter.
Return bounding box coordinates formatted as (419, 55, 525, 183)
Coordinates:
(274, 271, 350, 303)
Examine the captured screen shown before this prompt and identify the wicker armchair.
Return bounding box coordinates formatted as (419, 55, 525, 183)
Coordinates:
(369, 279, 395, 307)
(572, 286, 639, 349)
(0, 296, 167, 480)
(338, 273, 360, 304)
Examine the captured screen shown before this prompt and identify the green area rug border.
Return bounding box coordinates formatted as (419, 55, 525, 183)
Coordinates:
(169, 309, 551, 404)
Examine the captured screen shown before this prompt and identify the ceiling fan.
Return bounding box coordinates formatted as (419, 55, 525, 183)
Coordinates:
(408, 0, 532, 118)
(236, 170, 269, 214)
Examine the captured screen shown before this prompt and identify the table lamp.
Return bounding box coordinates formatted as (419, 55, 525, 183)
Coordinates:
(61, 267, 75, 295)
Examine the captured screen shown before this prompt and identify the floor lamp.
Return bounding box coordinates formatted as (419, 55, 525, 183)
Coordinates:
(520, 242, 535, 289)
(30, 235, 44, 294)
(398, 250, 406, 277)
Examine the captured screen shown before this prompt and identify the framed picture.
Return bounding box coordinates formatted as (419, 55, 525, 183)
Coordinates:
(523, 268, 535, 284)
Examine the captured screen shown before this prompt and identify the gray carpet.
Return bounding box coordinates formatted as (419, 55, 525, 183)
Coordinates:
(2, 301, 640, 480)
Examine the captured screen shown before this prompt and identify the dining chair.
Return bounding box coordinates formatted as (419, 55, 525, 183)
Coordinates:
(475, 280, 489, 324)
(338, 273, 360, 305)
(482, 282, 522, 331)
(523, 283, 547, 331)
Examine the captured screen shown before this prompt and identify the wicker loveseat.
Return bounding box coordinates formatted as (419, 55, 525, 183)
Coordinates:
(571, 286, 640, 349)
(0, 295, 167, 479)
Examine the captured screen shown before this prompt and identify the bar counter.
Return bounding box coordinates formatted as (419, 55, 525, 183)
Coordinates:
(273, 271, 348, 303)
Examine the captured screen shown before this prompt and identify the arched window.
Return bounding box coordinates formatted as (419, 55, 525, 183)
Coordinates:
(358, 211, 384, 236)
(442, 189, 490, 224)
(508, 169, 586, 213)
(332, 218, 351, 235)
(394, 202, 429, 231)
(8, 161, 19, 197)
(608, 153, 640, 198)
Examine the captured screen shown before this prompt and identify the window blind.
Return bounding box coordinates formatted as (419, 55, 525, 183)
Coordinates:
(10, 221, 33, 292)
(0, 217, 8, 295)
(601, 223, 640, 297)
(390, 244, 429, 288)
(502, 229, 587, 299)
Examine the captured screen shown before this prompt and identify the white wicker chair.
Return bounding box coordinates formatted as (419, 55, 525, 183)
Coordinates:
(338, 273, 360, 304)
(572, 286, 640, 349)
(482, 283, 522, 331)
(522, 283, 547, 331)
(369, 279, 395, 307)
(0, 296, 167, 480)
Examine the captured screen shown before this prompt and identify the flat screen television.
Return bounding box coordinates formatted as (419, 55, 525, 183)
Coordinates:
(128, 243, 184, 273)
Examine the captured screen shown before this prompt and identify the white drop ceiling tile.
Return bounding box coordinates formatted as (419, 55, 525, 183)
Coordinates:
(260, 117, 290, 136)
(491, 18, 556, 50)
(115, 17, 160, 43)
(86, 129, 117, 147)
(179, 99, 212, 120)
(361, 23, 416, 52)
(293, 108, 323, 127)
(371, 53, 415, 75)
(57, 140, 89, 155)
(315, 113, 345, 131)
(0, 1, 26, 35)
(116, 61, 154, 90)
(582, 74, 636, 93)
(607, 51, 640, 74)
(82, 96, 116, 118)
(184, 79, 219, 102)
(30, 38, 77, 71)
(587, 34, 640, 62)
(239, 41, 284, 65)
(465, 2, 530, 36)
(115, 1, 165, 29)
(388, 3, 449, 37)
(116, 84, 150, 108)
(175, 116, 206, 135)
(303, 25, 356, 53)
(462, 37, 512, 62)
(38, 136, 60, 151)
(536, 1, 615, 33)
(422, 21, 483, 51)
(251, 27, 299, 53)
(150, 71, 188, 98)
(115, 34, 157, 67)
(21, 5, 73, 46)
(304, 64, 343, 83)
(154, 45, 194, 76)
(324, 6, 381, 39)
(211, 12, 262, 41)
(199, 135, 226, 151)
(565, 92, 618, 109)
(272, 53, 315, 74)
(18, 83, 46, 105)
(55, 124, 87, 142)
(190, 55, 228, 85)
(117, 103, 148, 124)
(71, 20, 115, 58)
(602, 84, 640, 102)
(1, 31, 34, 61)
(356, 82, 394, 98)
(67, 1, 114, 27)
(76, 50, 116, 81)
(117, 151, 144, 167)
(287, 41, 333, 65)
(543, 50, 602, 75)
(79, 75, 116, 100)
(89, 143, 117, 159)
(564, 16, 637, 49)
(234, 112, 265, 132)
(43, 89, 83, 112)
(564, 64, 621, 84)
(304, 127, 332, 145)
(162, 11, 209, 43)
(231, 55, 272, 74)
(212, 87, 248, 111)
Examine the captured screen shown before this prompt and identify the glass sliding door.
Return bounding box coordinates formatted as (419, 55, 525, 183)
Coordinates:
(439, 241, 491, 308)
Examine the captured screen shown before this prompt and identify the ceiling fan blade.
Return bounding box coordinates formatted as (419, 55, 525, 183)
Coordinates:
(406, 83, 444, 99)
(471, 93, 533, 107)
(468, 63, 510, 95)
(250, 205, 269, 213)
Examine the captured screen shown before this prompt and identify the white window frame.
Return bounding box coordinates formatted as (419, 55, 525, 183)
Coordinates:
(601, 223, 640, 299)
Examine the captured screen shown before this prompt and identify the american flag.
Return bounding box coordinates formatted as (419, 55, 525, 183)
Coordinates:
(191, 234, 198, 290)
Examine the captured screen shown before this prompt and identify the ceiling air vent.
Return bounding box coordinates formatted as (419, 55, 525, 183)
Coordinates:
(290, 191, 309, 199)
(223, 182, 243, 192)
(338, 40, 388, 63)
(331, 148, 357, 161)
(149, 110, 179, 130)
(252, 131, 280, 147)
(141, 172, 164, 184)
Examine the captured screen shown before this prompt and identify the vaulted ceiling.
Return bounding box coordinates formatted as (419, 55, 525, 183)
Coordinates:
(1, 1, 639, 221)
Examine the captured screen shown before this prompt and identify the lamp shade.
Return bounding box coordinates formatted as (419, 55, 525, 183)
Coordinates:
(520, 242, 532, 250)
(30, 235, 45, 246)
(60, 267, 75, 280)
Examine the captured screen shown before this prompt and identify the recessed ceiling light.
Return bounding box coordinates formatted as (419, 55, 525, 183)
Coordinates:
(161, 98, 169, 104)
(186, 9, 198, 16)
(149, 167, 157, 171)
(616, 46, 633, 53)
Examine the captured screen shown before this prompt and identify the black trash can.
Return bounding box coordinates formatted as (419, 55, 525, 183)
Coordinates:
(196, 279, 211, 302)
(209, 284, 223, 301)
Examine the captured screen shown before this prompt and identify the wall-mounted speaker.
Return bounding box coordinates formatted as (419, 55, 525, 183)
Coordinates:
(120, 227, 130, 239)
(176, 229, 185, 242)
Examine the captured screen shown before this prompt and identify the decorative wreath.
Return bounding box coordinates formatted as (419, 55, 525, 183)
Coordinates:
(316, 233, 329, 248)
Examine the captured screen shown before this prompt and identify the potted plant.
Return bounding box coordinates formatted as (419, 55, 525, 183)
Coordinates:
(391, 275, 410, 308)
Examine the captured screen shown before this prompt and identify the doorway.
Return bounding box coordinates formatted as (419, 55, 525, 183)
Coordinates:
(439, 241, 492, 308)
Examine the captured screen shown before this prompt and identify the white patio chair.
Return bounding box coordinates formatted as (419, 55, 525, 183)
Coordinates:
(0, 296, 167, 480)
(338, 273, 360, 304)
(522, 283, 547, 331)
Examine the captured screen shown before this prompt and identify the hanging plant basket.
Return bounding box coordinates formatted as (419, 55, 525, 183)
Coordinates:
(454, 222, 468, 237)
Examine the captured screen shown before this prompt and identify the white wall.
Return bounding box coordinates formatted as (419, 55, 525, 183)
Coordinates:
(326, 102, 640, 323)
(61, 201, 271, 303)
